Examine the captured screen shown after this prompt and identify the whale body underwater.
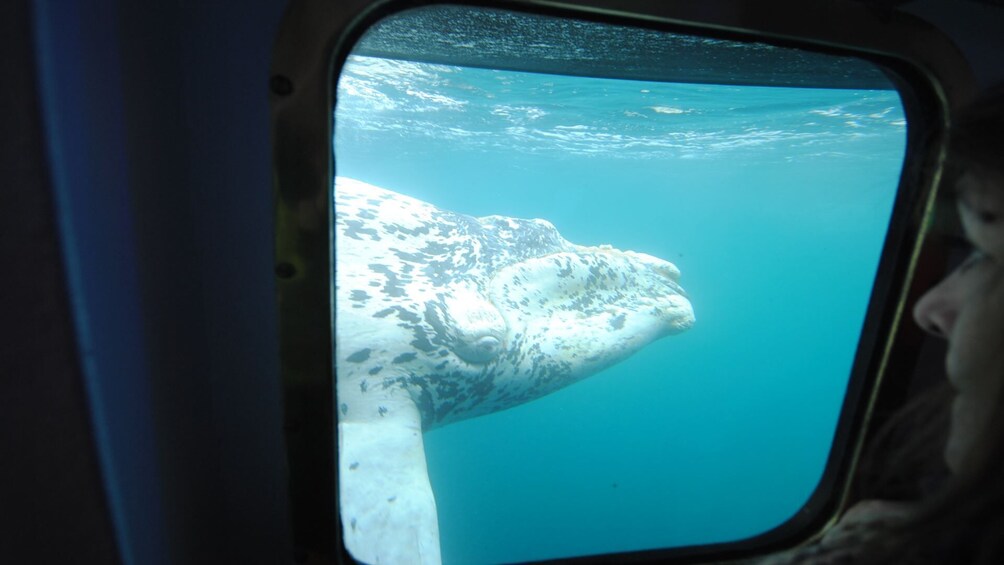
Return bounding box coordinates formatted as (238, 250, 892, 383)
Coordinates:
(334, 177, 695, 564)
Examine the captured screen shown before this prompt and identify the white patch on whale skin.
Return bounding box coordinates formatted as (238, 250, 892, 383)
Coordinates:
(334, 177, 695, 564)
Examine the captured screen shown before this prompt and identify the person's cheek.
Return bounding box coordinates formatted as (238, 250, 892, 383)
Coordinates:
(945, 276, 1001, 387)
(946, 274, 1004, 462)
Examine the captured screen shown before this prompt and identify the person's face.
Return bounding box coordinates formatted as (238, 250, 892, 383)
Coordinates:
(913, 169, 1004, 473)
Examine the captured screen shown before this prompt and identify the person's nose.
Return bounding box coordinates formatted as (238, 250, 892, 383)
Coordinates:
(912, 279, 958, 338)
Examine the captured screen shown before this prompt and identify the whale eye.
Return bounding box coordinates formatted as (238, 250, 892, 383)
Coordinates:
(474, 335, 501, 355)
(455, 335, 502, 364)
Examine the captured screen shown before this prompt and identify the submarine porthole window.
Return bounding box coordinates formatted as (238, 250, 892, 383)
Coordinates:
(330, 4, 909, 563)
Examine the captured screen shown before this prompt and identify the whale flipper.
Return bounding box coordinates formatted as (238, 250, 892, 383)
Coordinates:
(339, 399, 441, 564)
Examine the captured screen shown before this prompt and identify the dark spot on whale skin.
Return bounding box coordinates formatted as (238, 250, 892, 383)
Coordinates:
(424, 263, 460, 287)
(349, 462, 359, 470)
(351, 518, 357, 531)
(415, 387, 436, 428)
(375, 305, 422, 324)
(343, 219, 380, 241)
(378, 406, 388, 416)
(349, 289, 370, 302)
(393, 249, 430, 263)
(368, 365, 383, 375)
(419, 240, 451, 255)
(359, 380, 368, 393)
(392, 352, 417, 364)
(369, 263, 406, 298)
(393, 306, 421, 324)
(346, 349, 371, 363)
(391, 223, 432, 237)
(387, 496, 397, 503)
(610, 313, 626, 330)
(569, 294, 597, 311)
(411, 331, 438, 353)
(430, 374, 461, 400)
(381, 376, 406, 391)
(340, 403, 348, 415)
(435, 401, 458, 422)
(469, 373, 497, 403)
(424, 302, 448, 338)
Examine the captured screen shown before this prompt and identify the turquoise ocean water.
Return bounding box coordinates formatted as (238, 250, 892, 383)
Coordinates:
(334, 55, 906, 563)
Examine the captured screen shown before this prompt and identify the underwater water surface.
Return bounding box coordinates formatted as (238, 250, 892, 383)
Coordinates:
(334, 54, 906, 563)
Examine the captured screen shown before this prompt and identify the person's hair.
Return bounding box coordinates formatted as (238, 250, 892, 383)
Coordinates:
(856, 409, 1004, 564)
(943, 87, 1004, 194)
(853, 381, 951, 502)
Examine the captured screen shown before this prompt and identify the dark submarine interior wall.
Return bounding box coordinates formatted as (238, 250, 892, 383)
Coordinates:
(18, 0, 292, 563)
(2, 1, 121, 562)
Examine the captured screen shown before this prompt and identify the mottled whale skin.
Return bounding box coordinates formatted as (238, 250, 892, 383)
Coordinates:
(335, 177, 695, 564)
